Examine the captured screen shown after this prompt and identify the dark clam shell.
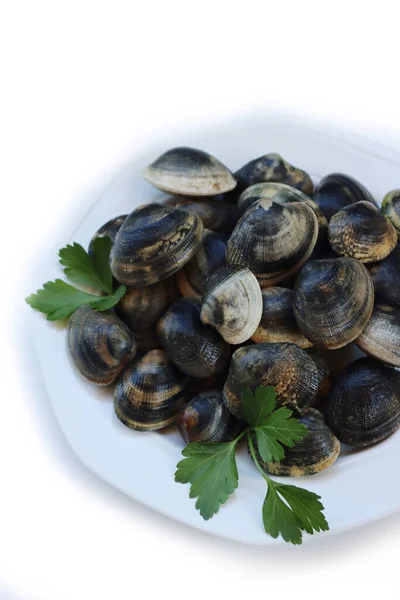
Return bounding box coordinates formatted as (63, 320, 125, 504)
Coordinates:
(251, 287, 312, 349)
(381, 189, 400, 234)
(114, 349, 190, 431)
(110, 203, 203, 286)
(223, 343, 323, 419)
(325, 357, 400, 447)
(254, 408, 340, 476)
(143, 147, 237, 196)
(356, 302, 400, 367)
(294, 258, 374, 350)
(313, 173, 378, 221)
(368, 244, 400, 307)
(178, 390, 243, 443)
(227, 199, 319, 286)
(165, 197, 239, 234)
(234, 153, 313, 196)
(88, 215, 127, 254)
(328, 201, 397, 263)
(68, 305, 136, 386)
(157, 297, 231, 378)
(177, 229, 228, 299)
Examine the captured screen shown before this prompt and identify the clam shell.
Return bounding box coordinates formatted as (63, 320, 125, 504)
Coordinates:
(68, 305, 136, 386)
(178, 390, 243, 443)
(110, 203, 203, 286)
(234, 153, 313, 195)
(313, 173, 378, 221)
(157, 297, 231, 378)
(88, 215, 127, 254)
(143, 147, 236, 196)
(381, 189, 400, 233)
(114, 350, 190, 431)
(227, 198, 319, 286)
(200, 265, 263, 344)
(165, 197, 239, 234)
(134, 327, 161, 353)
(223, 343, 322, 419)
(368, 244, 400, 307)
(116, 277, 180, 333)
(328, 201, 397, 263)
(294, 258, 374, 350)
(251, 287, 313, 348)
(356, 302, 400, 367)
(177, 229, 228, 299)
(255, 408, 340, 476)
(325, 357, 400, 447)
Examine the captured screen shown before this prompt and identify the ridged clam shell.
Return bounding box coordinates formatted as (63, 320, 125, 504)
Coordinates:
(178, 390, 242, 443)
(328, 201, 397, 263)
(116, 277, 180, 333)
(227, 199, 319, 286)
(234, 153, 313, 195)
(177, 229, 228, 299)
(114, 350, 190, 431)
(88, 215, 127, 254)
(157, 298, 231, 378)
(254, 408, 340, 476)
(294, 258, 374, 350)
(251, 287, 313, 348)
(223, 343, 323, 419)
(313, 173, 378, 221)
(325, 357, 400, 447)
(356, 302, 400, 367)
(110, 203, 203, 286)
(68, 305, 136, 385)
(368, 244, 400, 307)
(381, 189, 400, 234)
(143, 147, 237, 196)
(200, 265, 262, 344)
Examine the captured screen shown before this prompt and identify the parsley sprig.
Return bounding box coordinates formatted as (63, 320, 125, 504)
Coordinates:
(26, 237, 126, 320)
(175, 386, 329, 545)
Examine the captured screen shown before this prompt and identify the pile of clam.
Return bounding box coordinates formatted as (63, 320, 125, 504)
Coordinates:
(68, 147, 400, 478)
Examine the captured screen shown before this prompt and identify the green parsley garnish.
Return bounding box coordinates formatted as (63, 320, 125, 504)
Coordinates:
(26, 237, 126, 320)
(175, 386, 329, 545)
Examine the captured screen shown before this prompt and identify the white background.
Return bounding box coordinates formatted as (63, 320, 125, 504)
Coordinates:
(3, 1, 400, 599)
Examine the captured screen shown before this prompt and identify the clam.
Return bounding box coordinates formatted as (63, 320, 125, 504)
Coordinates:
(328, 201, 397, 263)
(110, 203, 203, 286)
(234, 153, 313, 195)
(356, 302, 400, 367)
(223, 343, 323, 419)
(381, 189, 400, 233)
(88, 215, 127, 254)
(178, 390, 243, 443)
(200, 265, 263, 344)
(253, 408, 340, 476)
(293, 258, 374, 350)
(251, 287, 312, 348)
(157, 298, 231, 378)
(227, 198, 319, 286)
(164, 197, 239, 234)
(313, 173, 378, 221)
(114, 350, 190, 431)
(368, 244, 400, 307)
(134, 327, 161, 352)
(177, 229, 228, 299)
(68, 305, 136, 385)
(143, 147, 236, 196)
(117, 277, 180, 333)
(325, 357, 400, 447)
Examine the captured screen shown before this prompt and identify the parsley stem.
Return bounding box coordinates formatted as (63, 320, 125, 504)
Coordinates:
(247, 432, 271, 485)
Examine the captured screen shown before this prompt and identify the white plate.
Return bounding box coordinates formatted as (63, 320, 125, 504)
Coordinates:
(29, 116, 400, 545)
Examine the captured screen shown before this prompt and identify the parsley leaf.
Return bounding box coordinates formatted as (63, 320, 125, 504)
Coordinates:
(262, 479, 329, 545)
(255, 407, 308, 463)
(59, 237, 114, 294)
(175, 441, 239, 520)
(26, 279, 126, 321)
(242, 386, 276, 427)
